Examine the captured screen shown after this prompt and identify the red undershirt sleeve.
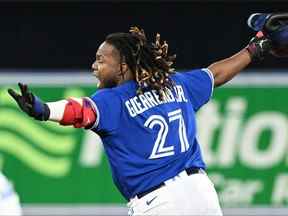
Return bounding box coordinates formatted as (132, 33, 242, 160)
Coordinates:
(59, 98, 97, 129)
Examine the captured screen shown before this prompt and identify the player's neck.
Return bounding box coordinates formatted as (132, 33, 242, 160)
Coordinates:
(117, 70, 134, 86)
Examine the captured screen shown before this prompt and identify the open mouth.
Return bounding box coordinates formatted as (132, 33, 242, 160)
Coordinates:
(92, 71, 99, 78)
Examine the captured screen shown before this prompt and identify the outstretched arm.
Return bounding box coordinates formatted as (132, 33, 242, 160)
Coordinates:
(8, 83, 96, 129)
(208, 32, 271, 87)
(208, 49, 251, 87)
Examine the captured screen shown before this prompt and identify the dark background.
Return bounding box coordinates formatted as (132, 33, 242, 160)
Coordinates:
(0, 1, 287, 72)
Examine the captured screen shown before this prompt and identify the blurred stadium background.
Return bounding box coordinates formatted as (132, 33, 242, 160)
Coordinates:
(0, 1, 287, 216)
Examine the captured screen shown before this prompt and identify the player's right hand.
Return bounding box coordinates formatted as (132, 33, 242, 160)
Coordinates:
(8, 83, 50, 121)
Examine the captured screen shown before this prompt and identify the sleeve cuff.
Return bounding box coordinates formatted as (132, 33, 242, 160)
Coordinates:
(84, 97, 100, 130)
(201, 68, 214, 99)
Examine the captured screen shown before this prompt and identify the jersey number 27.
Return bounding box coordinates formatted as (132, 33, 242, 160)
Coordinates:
(144, 109, 190, 159)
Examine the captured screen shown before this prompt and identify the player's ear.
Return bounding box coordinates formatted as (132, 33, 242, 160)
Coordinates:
(121, 62, 129, 74)
(117, 62, 130, 81)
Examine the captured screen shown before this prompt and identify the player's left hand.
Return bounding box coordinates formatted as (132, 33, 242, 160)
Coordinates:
(8, 83, 50, 121)
(248, 12, 288, 57)
(246, 31, 272, 61)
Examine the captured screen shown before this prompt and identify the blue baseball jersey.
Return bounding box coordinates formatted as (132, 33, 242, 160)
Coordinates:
(88, 68, 214, 200)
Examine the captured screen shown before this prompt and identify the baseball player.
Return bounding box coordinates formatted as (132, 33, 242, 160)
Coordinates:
(7, 14, 287, 215)
(0, 172, 22, 216)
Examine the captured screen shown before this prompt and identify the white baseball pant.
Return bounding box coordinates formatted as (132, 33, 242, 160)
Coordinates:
(127, 170, 222, 216)
(0, 173, 22, 216)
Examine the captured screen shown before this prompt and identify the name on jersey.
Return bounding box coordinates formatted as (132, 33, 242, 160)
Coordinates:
(125, 85, 188, 117)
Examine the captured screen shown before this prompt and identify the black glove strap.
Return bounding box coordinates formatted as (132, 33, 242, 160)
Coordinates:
(37, 103, 50, 121)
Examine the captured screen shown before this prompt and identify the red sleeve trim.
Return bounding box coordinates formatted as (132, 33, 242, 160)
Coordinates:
(59, 98, 96, 129)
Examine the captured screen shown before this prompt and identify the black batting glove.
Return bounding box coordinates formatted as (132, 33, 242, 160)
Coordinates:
(8, 83, 50, 121)
(246, 32, 272, 61)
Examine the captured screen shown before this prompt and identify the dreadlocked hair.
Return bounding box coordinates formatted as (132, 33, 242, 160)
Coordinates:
(105, 27, 176, 99)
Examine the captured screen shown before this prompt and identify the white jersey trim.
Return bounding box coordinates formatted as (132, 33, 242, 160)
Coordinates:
(201, 68, 214, 99)
(84, 97, 100, 130)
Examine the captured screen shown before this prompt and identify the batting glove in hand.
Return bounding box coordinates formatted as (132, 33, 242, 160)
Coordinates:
(8, 83, 50, 121)
(246, 32, 272, 61)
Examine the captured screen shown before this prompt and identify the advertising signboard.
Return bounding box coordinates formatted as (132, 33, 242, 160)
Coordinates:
(0, 73, 287, 209)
